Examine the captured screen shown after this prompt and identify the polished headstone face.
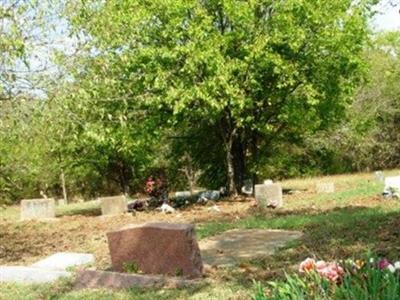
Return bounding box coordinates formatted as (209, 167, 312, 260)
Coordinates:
(254, 183, 283, 208)
(99, 195, 127, 215)
(106, 223, 203, 278)
(20, 198, 55, 220)
(315, 182, 335, 194)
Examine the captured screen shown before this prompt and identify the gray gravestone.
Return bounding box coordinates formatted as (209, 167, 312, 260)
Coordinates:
(316, 182, 335, 194)
(20, 198, 55, 221)
(254, 183, 283, 208)
(99, 195, 127, 215)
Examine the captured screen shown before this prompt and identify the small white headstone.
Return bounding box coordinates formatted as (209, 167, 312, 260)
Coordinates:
(374, 171, 385, 182)
(255, 183, 283, 208)
(264, 179, 273, 185)
(0, 266, 71, 284)
(99, 195, 127, 215)
(20, 198, 55, 221)
(31, 252, 94, 271)
(316, 182, 335, 194)
(383, 176, 400, 196)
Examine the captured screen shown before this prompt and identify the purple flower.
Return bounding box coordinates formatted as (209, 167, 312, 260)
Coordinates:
(378, 258, 391, 270)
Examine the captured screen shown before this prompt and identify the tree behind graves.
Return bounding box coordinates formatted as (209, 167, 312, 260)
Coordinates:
(64, 0, 374, 194)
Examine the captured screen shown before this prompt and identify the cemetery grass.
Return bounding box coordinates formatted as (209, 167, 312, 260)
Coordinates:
(1, 170, 400, 299)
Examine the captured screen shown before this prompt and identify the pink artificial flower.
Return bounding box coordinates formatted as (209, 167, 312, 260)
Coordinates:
(317, 263, 344, 282)
(299, 258, 316, 273)
(378, 258, 391, 270)
(316, 260, 328, 270)
(299, 258, 345, 282)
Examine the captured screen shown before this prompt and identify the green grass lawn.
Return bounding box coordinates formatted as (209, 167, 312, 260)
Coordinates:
(1, 170, 400, 299)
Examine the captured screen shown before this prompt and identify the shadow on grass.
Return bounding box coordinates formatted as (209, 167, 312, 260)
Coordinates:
(198, 205, 400, 283)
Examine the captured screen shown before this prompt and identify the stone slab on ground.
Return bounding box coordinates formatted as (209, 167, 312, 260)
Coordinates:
(0, 266, 71, 284)
(316, 182, 335, 194)
(254, 183, 283, 208)
(74, 269, 199, 290)
(31, 252, 94, 271)
(99, 195, 127, 215)
(199, 229, 302, 266)
(20, 198, 55, 221)
(107, 222, 203, 278)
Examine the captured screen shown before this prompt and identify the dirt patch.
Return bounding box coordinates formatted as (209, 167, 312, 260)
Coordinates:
(0, 200, 252, 269)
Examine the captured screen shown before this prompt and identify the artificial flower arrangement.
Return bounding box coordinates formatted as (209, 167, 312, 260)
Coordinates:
(144, 175, 167, 199)
(254, 255, 400, 300)
(299, 256, 400, 282)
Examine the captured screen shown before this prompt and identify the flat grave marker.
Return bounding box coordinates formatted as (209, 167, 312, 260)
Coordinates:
(199, 229, 303, 266)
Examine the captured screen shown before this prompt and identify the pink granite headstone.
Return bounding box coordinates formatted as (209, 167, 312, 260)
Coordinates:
(106, 223, 203, 278)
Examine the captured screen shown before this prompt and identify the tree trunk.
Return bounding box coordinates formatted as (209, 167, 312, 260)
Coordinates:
(60, 169, 68, 204)
(232, 137, 245, 194)
(250, 131, 259, 195)
(223, 125, 237, 196)
(226, 144, 236, 195)
(117, 160, 131, 195)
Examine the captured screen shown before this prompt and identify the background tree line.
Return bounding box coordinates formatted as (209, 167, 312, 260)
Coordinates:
(1, 0, 399, 204)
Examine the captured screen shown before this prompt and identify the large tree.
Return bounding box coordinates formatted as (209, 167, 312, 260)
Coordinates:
(64, 0, 374, 194)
